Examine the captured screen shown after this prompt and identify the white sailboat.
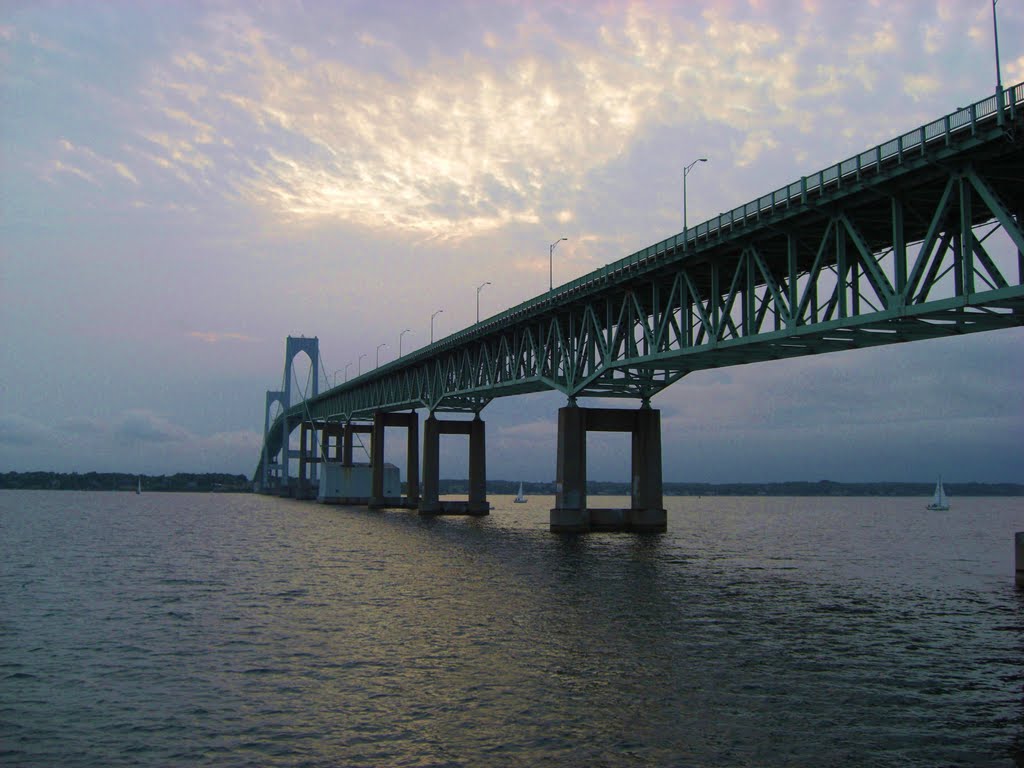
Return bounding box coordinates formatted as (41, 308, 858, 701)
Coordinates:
(513, 482, 527, 503)
(926, 477, 949, 510)
(136, 476, 142, 495)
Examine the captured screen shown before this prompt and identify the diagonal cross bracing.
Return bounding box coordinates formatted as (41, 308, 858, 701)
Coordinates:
(255, 83, 1024, 482)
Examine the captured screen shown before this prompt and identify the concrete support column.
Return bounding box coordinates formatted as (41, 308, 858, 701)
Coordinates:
(550, 403, 665, 533)
(368, 412, 419, 509)
(309, 421, 319, 486)
(419, 414, 488, 516)
(279, 417, 290, 490)
(551, 405, 588, 533)
(630, 406, 667, 532)
(324, 422, 342, 462)
(468, 415, 487, 514)
(342, 423, 354, 466)
(298, 422, 309, 499)
(369, 413, 386, 509)
(406, 414, 420, 506)
(420, 414, 441, 513)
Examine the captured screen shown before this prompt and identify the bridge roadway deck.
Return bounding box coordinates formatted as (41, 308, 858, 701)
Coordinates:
(256, 83, 1024, 482)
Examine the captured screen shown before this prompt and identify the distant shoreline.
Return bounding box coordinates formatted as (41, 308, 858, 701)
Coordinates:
(464, 479, 1024, 497)
(2, 472, 1022, 496)
(0, 471, 250, 493)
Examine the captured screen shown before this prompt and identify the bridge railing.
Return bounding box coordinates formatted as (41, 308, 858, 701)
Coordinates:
(324, 82, 1024, 391)
(685, 84, 1021, 247)
(431, 82, 1024, 348)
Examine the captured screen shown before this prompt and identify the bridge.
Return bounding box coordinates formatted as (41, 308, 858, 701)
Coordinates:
(254, 82, 1024, 532)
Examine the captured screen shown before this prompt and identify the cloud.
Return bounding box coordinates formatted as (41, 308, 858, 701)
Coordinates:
(50, 159, 96, 185)
(60, 417, 107, 436)
(734, 131, 780, 168)
(202, 429, 261, 451)
(120, 3, 856, 240)
(903, 73, 942, 100)
(1006, 54, 1024, 84)
(0, 410, 263, 475)
(847, 20, 897, 57)
(189, 331, 257, 344)
(114, 410, 192, 444)
(0, 414, 52, 446)
(30, 2, 997, 248)
(46, 139, 139, 187)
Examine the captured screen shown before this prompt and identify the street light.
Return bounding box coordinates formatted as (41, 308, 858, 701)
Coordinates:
(683, 157, 708, 250)
(376, 343, 387, 368)
(333, 369, 344, 386)
(399, 328, 411, 357)
(549, 238, 567, 291)
(476, 281, 491, 323)
(993, 0, 1005, 122)
(358, 353, 366, 376)
(431, 309, 443, 343)
(344, 361, 352, 382)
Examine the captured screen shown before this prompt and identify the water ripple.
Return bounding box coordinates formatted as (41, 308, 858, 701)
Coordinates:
(0, 491, 1021, 766)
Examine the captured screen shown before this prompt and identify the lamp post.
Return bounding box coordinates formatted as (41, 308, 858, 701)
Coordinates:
(993, 0, 1005, 123)
(399, 328, 411, 357)
(358, 353, 366, 376)
(683, 157, 708, 250)
(549, 238, 567, 291)
(333, 369, 344, 386)
(376, 343, 387, 368)
(431, 309, 443, 344)
(476, 281, 491, 323)
(344, 361, 352, 382)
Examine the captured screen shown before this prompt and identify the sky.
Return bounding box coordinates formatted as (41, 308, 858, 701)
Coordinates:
(1, 0, 1022, 485)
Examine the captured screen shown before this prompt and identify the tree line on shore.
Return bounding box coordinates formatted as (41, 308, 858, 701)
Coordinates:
(2, 472, 1021, 496)
(0, 471, 251, 492)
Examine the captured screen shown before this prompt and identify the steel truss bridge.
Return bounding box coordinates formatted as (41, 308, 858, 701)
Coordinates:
(256, 83, 1024, 497)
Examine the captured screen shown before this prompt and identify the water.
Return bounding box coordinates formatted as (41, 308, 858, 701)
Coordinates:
(1, 490, 1022, 767)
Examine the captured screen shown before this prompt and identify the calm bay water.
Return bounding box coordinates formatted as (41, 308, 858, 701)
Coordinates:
(1, 489, 1022, 766)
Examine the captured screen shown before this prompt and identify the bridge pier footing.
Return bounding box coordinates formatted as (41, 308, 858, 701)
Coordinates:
(342, 421, 371, 468)
(296, 421, 324, 501)
(322, 421, 343, 462)
(550, 404, 666, 533)
(419, 414, 489, 516)
(369, 411, 420, 509)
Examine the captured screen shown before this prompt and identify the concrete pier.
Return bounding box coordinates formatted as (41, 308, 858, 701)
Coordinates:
(297, 420, 335, 500)
(550, 403, 666, 533)
(419, 414, 489, 516)
(321, 421, 344, 462)
(297, 422, 313, 500)
(319, 461, 398, 504)
(368, 411, 420, 509)
(342, 421, 372, 467)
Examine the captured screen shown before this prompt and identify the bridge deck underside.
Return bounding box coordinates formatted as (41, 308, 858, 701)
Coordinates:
(256, 90, 1024, 482)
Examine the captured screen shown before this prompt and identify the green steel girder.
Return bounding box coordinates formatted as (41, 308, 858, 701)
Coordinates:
(255, 84, 1024, 483)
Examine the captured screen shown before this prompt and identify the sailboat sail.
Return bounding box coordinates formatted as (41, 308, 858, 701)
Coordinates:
(926, 478, 948, 510)
(513, 482, 527, 503)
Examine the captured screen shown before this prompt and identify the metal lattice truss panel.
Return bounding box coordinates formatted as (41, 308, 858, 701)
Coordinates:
(256, 84, 1024, 481)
